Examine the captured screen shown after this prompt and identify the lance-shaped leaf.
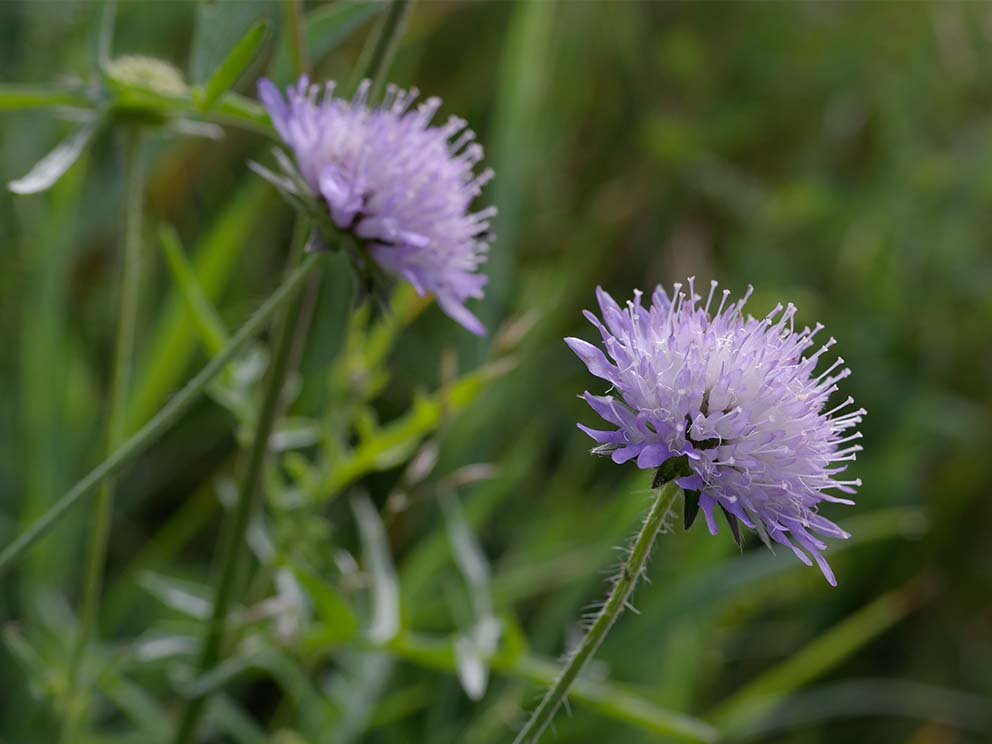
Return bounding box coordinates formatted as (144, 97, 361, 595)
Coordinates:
(197, 20, 270, 110)
(352, 493, 401, 643)
(441, 489, 501, 700)
(290, 561, 359, 648)
(0, 84, 93, 111)
(8, 117, 101, 195)
(158, 224, 230, 356)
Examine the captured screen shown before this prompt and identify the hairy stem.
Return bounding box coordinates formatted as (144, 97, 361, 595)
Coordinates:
(512, 479, 682, 744)
(62, 127, 144, 743)
(0, 253, 324, 577)
(171, 226, 313, 743)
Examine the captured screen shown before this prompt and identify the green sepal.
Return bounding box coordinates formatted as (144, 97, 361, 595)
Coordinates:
(683, 489, 701, 530)
(652, 454, 692, 489)
(719, 504, 743, 551)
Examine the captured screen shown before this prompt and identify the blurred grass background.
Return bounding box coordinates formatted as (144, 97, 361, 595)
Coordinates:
(1, 1, 991, 743)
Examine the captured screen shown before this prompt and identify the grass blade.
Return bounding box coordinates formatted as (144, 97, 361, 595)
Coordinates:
(158, 224, 229, 355)
(711, 582, 924, 731)
(127, 182, 271, 430)
(0, 84, 93, 110)
(385, 632, 719, 743)
(270, 0, 383, 84)
(352, 494, 401, 643)
(198, 21, 270, 110)
(0, 253, 324, 577)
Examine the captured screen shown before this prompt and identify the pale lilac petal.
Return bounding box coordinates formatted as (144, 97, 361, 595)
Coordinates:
(636, 443, 671, 468)
(565, 337, 617, 382)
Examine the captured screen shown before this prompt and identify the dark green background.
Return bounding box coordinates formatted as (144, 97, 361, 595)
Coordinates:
(1, 2, 990, 743)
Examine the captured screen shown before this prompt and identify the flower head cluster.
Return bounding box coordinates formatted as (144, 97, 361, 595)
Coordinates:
(259, 76, 495, 335)
(567, 279, 864, 584)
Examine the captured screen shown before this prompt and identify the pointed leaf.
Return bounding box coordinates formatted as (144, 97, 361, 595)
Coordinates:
(199, 20, 270, 110)
(0, 84, 93, 110)
(454, 635, 488, 701)
(189, 1, 271, 84)
(167, 118, 225, 140)
(139, 572, 211, 619)
(2, 626, 52, 697)
(9, 118, 100, 194)
(158, 224, 230, 355)
(441, 490, 500, 699)
(352, 494, 400, 643)
(289, 562, 358, 645)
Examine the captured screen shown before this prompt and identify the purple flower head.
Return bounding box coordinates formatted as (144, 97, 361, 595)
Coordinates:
(259, 76, 495, 335)
(566, 279, 864, 585)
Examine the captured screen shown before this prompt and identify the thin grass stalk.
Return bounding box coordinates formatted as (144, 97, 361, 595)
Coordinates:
(0, 253, 324, 577)
(173, 4, 415, 738)
(62, 126, 144, 743)
(171, 223, 312, 744)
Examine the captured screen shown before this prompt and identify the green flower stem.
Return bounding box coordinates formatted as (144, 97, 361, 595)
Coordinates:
(170, 4, 416, 738)
(171, 226, 314, 744)
(512, 479, 683, 744)
(286, 0, 310, 78)
(62, 127, 145, 743)
(0, 252, 325, 578)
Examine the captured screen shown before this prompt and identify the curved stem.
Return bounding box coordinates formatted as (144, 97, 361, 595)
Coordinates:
(62, 127, 144, 743)
(171, 225, 313, 744)
(0, 253, 324, 578)
(512, 480, 682, 744)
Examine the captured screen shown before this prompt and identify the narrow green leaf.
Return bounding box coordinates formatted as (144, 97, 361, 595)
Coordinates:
(0, 84, 93, 110)
(441, 489, 500, 700)
(98, 669, 171, 734)
(199, 21, 270, 110)
(313, 358, 515, 500)
(0, 253, 324, 577)
(189, 1, 273, 85)
(384, 632, 719, 743)
(270, 0, 383, 84)
(8, 118, 101, 195)
(289, 562, 359, 645)
(735, 678, 992, 739)
(139, 572, 212, 619)
(128, 182, 272, 430)
(158, 224, 229, 356)
(208, 695, 271, 744)
(2, 626, 53, 696)
(95, 0, 117, 71)
(711, 584, 919, 730)
(352, 494, 400, 643)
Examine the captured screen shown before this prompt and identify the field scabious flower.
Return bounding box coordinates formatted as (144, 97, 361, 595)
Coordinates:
(567, 279, 864, 585)
(258, 76, 495, 335)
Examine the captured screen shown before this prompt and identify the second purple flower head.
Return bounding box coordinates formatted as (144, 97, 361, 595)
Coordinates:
(259, 76, 495, 335)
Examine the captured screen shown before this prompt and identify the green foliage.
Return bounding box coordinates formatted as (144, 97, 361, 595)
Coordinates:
(2, 2, 991, 744)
